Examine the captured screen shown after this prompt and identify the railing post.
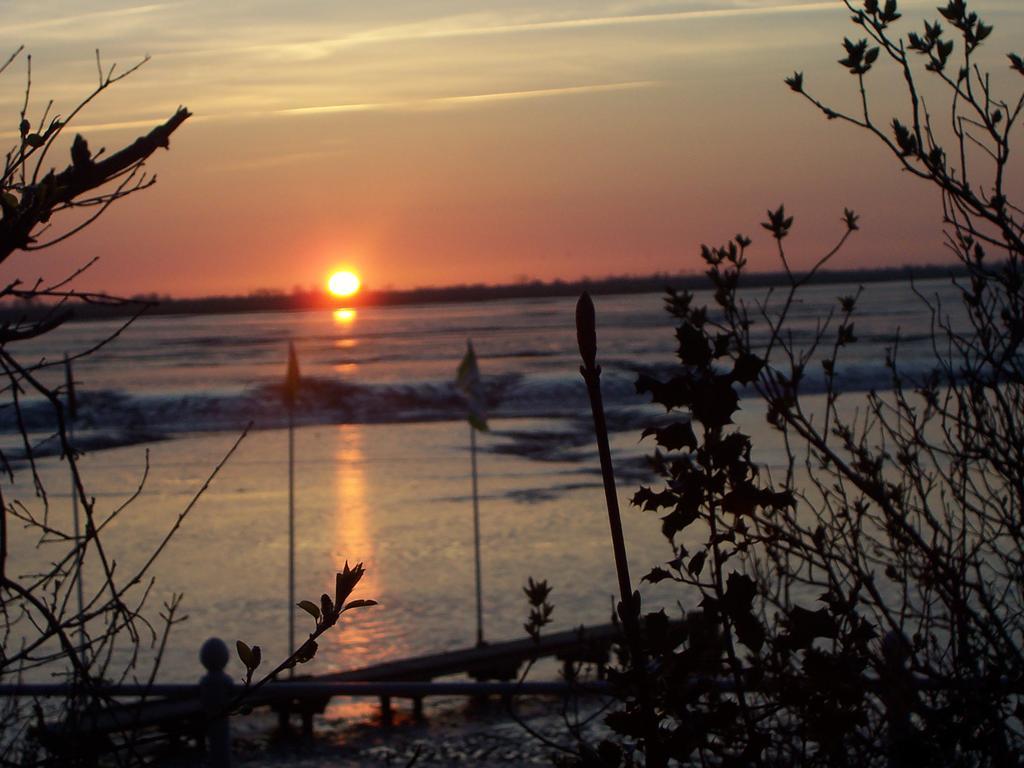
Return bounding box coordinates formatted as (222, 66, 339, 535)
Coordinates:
(199, 638, 233, 768)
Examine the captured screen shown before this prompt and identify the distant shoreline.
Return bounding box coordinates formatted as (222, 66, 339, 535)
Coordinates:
(2, 264, 964, 324)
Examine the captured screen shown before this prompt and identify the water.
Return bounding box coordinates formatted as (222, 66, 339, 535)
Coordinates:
(0, 279, 962, 698)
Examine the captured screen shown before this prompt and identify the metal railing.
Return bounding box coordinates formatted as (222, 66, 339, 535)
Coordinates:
(6, 636, 611, 768)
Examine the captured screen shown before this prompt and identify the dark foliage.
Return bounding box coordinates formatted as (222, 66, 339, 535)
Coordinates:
(554, 2, 1024, 766)
(0, 50, 196, 765)
(0, 52, 373, 765)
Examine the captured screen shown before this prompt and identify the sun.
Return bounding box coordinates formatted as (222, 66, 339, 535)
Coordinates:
(327, 270, 361, 298)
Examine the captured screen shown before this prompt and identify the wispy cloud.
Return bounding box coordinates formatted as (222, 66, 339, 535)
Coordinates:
(276, 81, 660, 116)
(0, 80, 660, 137)
(0, 111, 201, 139)
(163, 2, 839, 63)
(2, 3, 174, 36)
(341, 2, 839, 46)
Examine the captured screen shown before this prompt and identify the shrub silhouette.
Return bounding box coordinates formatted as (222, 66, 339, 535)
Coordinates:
(0, 50, 197, 764)
(0, 52, 372, 764)
(563, 2, 1024, 766)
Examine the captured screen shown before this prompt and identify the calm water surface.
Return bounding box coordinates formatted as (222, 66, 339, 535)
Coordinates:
(2, 281, 961, 694)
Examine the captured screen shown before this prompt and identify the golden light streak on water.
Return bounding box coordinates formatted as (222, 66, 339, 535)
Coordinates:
(323, 424, 403, 720)
(333, 307, 356, 324)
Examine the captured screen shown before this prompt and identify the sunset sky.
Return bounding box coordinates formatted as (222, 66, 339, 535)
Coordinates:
(1, 0, 1022, 297)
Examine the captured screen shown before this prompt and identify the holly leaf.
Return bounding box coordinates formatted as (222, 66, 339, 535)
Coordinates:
(733, 611, 765, 653)
(689, 376, 739, 429)
(783, 606, 838, 650)
(633, 486, 677, 511)
(642, 421, 698, 451)
(687, 550, 707, 577)
(662, 506, 700, 539)
(724, 572, 757, 615)
(676, 322, 712, 367)
(731, 352, 763, 384)
(636, 374, 691, 411)
(642, 566, 674, 584)
(722, 484, 761, 517)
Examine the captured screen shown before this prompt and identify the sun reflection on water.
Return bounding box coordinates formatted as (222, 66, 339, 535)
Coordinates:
(323, 424, 406, 720)
(333, 307, 356, 324)
(324, 425, 373, 716)
(333, 424, 370, 574)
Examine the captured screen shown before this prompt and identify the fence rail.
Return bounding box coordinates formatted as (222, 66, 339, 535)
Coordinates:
(2, 628, 1005, 768)
(0, 680, 610, 698)
(6, 634, 617, 768)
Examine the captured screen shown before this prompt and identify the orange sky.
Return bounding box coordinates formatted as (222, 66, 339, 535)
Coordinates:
(1, 1, 1022, 297)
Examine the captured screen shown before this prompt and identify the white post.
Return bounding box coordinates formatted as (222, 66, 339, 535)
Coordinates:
(65, 355, 86, 658)
(70, 422, 85, 653)
(288, 400, 295, 676)
(284, 342, 299, 677)
(470, 426, 483, 646)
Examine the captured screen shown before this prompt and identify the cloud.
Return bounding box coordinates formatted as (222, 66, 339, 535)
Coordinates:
(0, 111, 199, 139)
(8, 0, 949, 133)
(272, 81, 659, 118)
(0, 80, 660, 137)
(344, 2, 840, 46)
(159, 2, 840, 63)
(1, 3, 175, 38)
(275, 80, 661, 116)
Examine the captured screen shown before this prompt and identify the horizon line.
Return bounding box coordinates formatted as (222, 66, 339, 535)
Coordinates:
(113, 262, 964, 303)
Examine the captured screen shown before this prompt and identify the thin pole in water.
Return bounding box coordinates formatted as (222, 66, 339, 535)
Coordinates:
(65, 355, 86, 657)
(284, 342, 300, 677)
(288, 394, 295, 675)
(456, 340, 487, 647)
(470, 425, 483, 646)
